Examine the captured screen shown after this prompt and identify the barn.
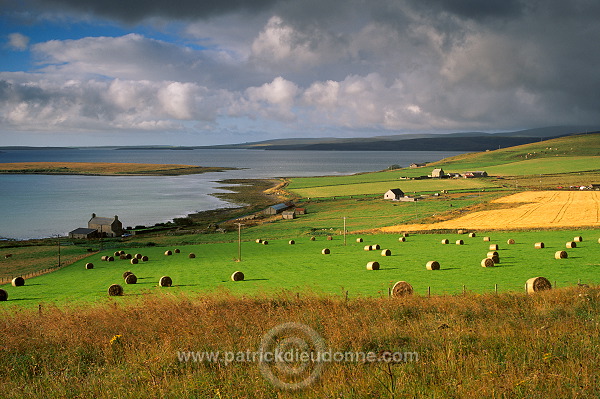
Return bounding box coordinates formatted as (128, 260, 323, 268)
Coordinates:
(384, 189, 405, 200)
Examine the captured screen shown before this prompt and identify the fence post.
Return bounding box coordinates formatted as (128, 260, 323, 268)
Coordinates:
(494, 284, 498, 294)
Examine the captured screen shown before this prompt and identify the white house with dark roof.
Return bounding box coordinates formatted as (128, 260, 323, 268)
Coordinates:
(384, 188, 405, 200)
(69, 213, 124, 239)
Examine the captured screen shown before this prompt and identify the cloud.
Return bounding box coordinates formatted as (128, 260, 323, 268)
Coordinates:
(7, 33, 30, 50)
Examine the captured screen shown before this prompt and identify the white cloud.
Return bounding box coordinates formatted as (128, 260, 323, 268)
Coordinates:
(7, 33, 30, 51)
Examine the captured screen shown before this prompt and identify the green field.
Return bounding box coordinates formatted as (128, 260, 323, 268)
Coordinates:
(3, 229, 599, 308)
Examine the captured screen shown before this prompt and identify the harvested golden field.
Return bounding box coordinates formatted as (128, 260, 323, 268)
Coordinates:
(0, 162, 230, 175)
(380, 190, 600, 232)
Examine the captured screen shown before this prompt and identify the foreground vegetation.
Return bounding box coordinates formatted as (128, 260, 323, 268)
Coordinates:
(0, 287, 599, 398)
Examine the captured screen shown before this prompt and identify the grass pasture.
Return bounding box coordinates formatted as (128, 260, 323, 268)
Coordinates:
(3, 229, 599, 307)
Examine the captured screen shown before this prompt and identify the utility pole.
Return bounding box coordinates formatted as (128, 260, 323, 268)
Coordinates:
(235, 222, 244, 261)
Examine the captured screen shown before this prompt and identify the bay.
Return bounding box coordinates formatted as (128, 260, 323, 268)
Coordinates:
(0, 148, 462, 239)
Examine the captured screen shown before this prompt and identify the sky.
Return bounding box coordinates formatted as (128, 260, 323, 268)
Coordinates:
(1, 0, 600, 146)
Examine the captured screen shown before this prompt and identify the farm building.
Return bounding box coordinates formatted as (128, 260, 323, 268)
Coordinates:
(431, 168, 445, 178)
(384, 189, 405, 200)
(295, 208, 307, 215)
(410, 162, 427, 168)
(463, 171, 488, 178)
(282, 211, 296, 220)
(69, 213, 124, 239)
(263, 203, 292, 215)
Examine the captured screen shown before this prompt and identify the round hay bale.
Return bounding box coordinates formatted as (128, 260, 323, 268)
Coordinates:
(391, 281, 413, 297)
(159, 276, 172, 287)
(490, 255, 500, 264)
(122, 271, 133, 279)
(119, 250, 126, 255)
(507, 239, 515, 245)
(256, 238, 262, 243)
(483, 236, 491, 242)
(262, 240, 269, 245)
(489, 244, 499, 251)
(114, 251, 120, 257)
(598, 238, 600, 244)
(381, 249, 392, 256)
(310, 236, 316, 241)
(107, 256, 114, 262)
(124, 273, 137, 284)
(457, 229, 466, 234)
(555, 250, 568, 259)
(371, 244, 381, 250)
(356, 238, 363, 243)
(164, 250, 173, 256)
(135, 253, 142, 259)
(11, 276, 25, 287)
(534, 242, 545, 249)
(188, 253, 196, 259)
(322, 248, 330, 255)
(426, 261, 440, 270)
(441, 239, 449, 244)
(231, 271, 245, 281)
(566, 241, 577, 249)
(174, 249, 180, 254)
(487, 251, 499, 258)
(455, 239, 464, 245)
(125, 253, 132, 259)
(85, 263, 94, 270)
(130, 258, 138, 265)
(141, 255, 149, 262)
(364, 245, 372, 251)
(101, 255, 108, 261)
(119, 255, 127, 260)
(469, 233, 476, 238)
(526, 276, 552, 294)
(0, 289, 7, 301)
(574, 236, 583, 242)
(108, 284, 123, 296)
(398, 237, 406, 242)
(366, 261, 380, 270)
(481, 258, 495, 267)
(289, 240, 295, 245)
(403, 233, 410, 237)
(327, 236, 333, 241)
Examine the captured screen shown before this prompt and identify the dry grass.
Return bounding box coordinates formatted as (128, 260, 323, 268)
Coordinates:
(0, 162, 230, 176)
(1, 288, 599, 397)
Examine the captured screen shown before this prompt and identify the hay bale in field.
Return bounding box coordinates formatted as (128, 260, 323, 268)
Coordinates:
(364, 245, 372, 251)
(441, 239, 449, 244)
(124, 273, 137, 284)
(487, 251, 499, 258)
(119, 250, 126, 255)
(11, 277, 25, 287)
(119, 255, 127, 260)
(371, 244, 381, 250)
(108, 284, 123, 296)
(125, 254, 132, 259)
(426, 261, 440, 270)
(327, 236, 333, 241)
(534, 242, 545, 249)
(391, 281, 413, 297)
(159, 276, 172, 287)
(366, 261, 380, 270)
(141, 255, 149, 262)
(231, 271, 245, 281)
(481, 258, 495, 267)
(566, 241, 576, 249)
(114, 251, 120, 257)
(489, 244, 499, 251)
(507, 239, 515, 245)
(483, 236, 491, 242)
(398, 237, 406, 242)
(490, 255, 500, 264)
(135, 253, 142, 259)
(262, 240, 269, 245)
(455, 239, 464, 245)
(85, 263, 94, 269)
(469, 233, 476, 238)
(289, 240, 295, 245)
(256, 238, 263, 244)
(107, 256, 114, 262)
(310, 236, 316, 241)
(165, 250, 173, 256)
(0, 289, 7, 301)
(101, 255, 108, 261)
(457, 229, 466, 234)
(188, 253, 196, 258)
(381, 249, 392, 256)
(174, 249, 180, 254)
(130, 258, 138, 265)
(123, 271, 133, 279)
(356, 238, 363, 243)
(574, 236, 583, 242)
(555, 250, 568, 259)
(526, 277, 552, 294)
(322, 248, 330, 255)
(403, 233, 409, 237)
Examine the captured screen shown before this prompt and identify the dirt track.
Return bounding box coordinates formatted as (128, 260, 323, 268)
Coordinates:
(380, 191, 600, 232)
